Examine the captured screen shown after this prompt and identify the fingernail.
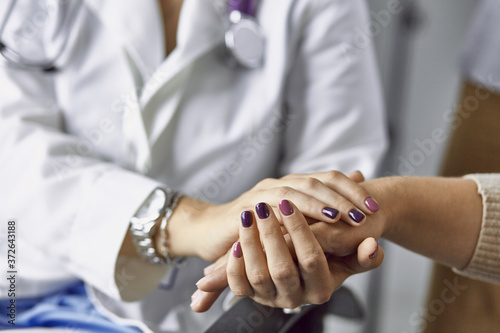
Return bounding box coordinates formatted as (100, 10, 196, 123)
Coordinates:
(322, 207, 339, 220)
(369, 243, 379, 259)
(233, 241, 242, 258)
(190, 289, 201, 307)
(365, 198, 379, 212)
(256, 202, 270, 219)
(241, 211, 253, 228)
(279, 200, 293, 216)
(196, 275, 210, 286)
(349, 209, 365, 223)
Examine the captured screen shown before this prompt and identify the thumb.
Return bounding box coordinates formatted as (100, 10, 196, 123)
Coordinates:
(333, 237, 384, 276)
(326, 237, 384, 289)
(355, 237, 384, 272)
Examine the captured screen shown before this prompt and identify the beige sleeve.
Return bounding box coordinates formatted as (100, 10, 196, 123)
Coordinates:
(452, 174, 500, 284)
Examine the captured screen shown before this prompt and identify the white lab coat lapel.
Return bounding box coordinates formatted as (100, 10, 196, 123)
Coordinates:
(140, 0, 225, 149)
(84, 0, 162, 173)
(85, 0, 224, 172)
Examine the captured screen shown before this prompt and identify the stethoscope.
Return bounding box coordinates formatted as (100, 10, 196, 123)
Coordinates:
(0, 0, 265, 72)
(222, 0, 265, 68)
(0, 0, 84, 72)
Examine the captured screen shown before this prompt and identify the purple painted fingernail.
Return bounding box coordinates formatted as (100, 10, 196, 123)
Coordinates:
(369, 243, 379, 259)
(349, 209, 365, 223)
(233, 242, 242, 258)
(365, 198, 379, 212)
(279, 200, 293, 216)
(256, 202, 270, 219)
(241, 211, 253, 228)
(322, 207, 339, 220)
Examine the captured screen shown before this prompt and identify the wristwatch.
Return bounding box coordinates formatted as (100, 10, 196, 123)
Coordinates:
(128, 188, 179, 265)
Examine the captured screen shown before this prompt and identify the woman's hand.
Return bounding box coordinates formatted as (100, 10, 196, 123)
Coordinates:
(167, 171, 379, 263)
(191, 200, 384, 312)
(228, 201, 332, 308)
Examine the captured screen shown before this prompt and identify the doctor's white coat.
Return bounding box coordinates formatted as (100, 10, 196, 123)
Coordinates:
(0, 0, 387, 331)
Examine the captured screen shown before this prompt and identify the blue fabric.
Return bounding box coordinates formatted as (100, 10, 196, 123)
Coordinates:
(0, 281, 142, 332)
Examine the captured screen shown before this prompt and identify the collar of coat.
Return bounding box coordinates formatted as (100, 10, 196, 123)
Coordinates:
(84, 0, 225, 85)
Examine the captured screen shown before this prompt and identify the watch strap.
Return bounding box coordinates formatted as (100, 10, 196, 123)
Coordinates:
(128, 188, 175, 265)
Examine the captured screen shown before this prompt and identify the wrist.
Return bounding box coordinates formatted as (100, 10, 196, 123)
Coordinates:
(363, 176, 407, 240)
(165, 196, 216, 259)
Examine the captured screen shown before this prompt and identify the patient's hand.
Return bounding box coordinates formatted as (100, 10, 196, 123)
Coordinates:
(191, 199, 384, 312)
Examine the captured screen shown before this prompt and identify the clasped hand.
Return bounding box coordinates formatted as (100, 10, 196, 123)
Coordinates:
(189, 171, 387, 312)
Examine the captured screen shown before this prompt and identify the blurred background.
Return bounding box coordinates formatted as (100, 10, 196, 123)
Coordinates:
(360, 0, 479, 332)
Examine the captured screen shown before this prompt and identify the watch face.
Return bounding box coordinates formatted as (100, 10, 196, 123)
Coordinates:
(225, 16, 265, 68)
(134, 189, 168, 221)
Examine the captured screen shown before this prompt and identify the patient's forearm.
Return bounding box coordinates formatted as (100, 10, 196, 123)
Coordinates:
(366, 177, 482, 269)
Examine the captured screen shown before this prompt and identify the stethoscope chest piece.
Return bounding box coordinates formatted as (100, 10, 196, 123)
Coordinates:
(224, 10, 265, 69)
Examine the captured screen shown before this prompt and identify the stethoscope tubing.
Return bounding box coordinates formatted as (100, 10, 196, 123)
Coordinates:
(0, 0, 83, 72)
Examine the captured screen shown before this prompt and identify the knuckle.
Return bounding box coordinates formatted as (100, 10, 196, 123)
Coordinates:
(271, 265, 296, 284)
(248, 272, 270, 287)
(353, 186, 370, 201)
(303, 177, 321, 189)
(226, 266, 242, 280)
(328, 170, 342, 180)
(276, 186, 294, 198)
(300, 251, 324, 272)
(351, 170, 365, 181)
(255, 177, 274, 190)
(231, 286, 251, 297)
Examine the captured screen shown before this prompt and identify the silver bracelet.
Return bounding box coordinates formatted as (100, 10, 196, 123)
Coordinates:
(157, 192, 186, 266)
